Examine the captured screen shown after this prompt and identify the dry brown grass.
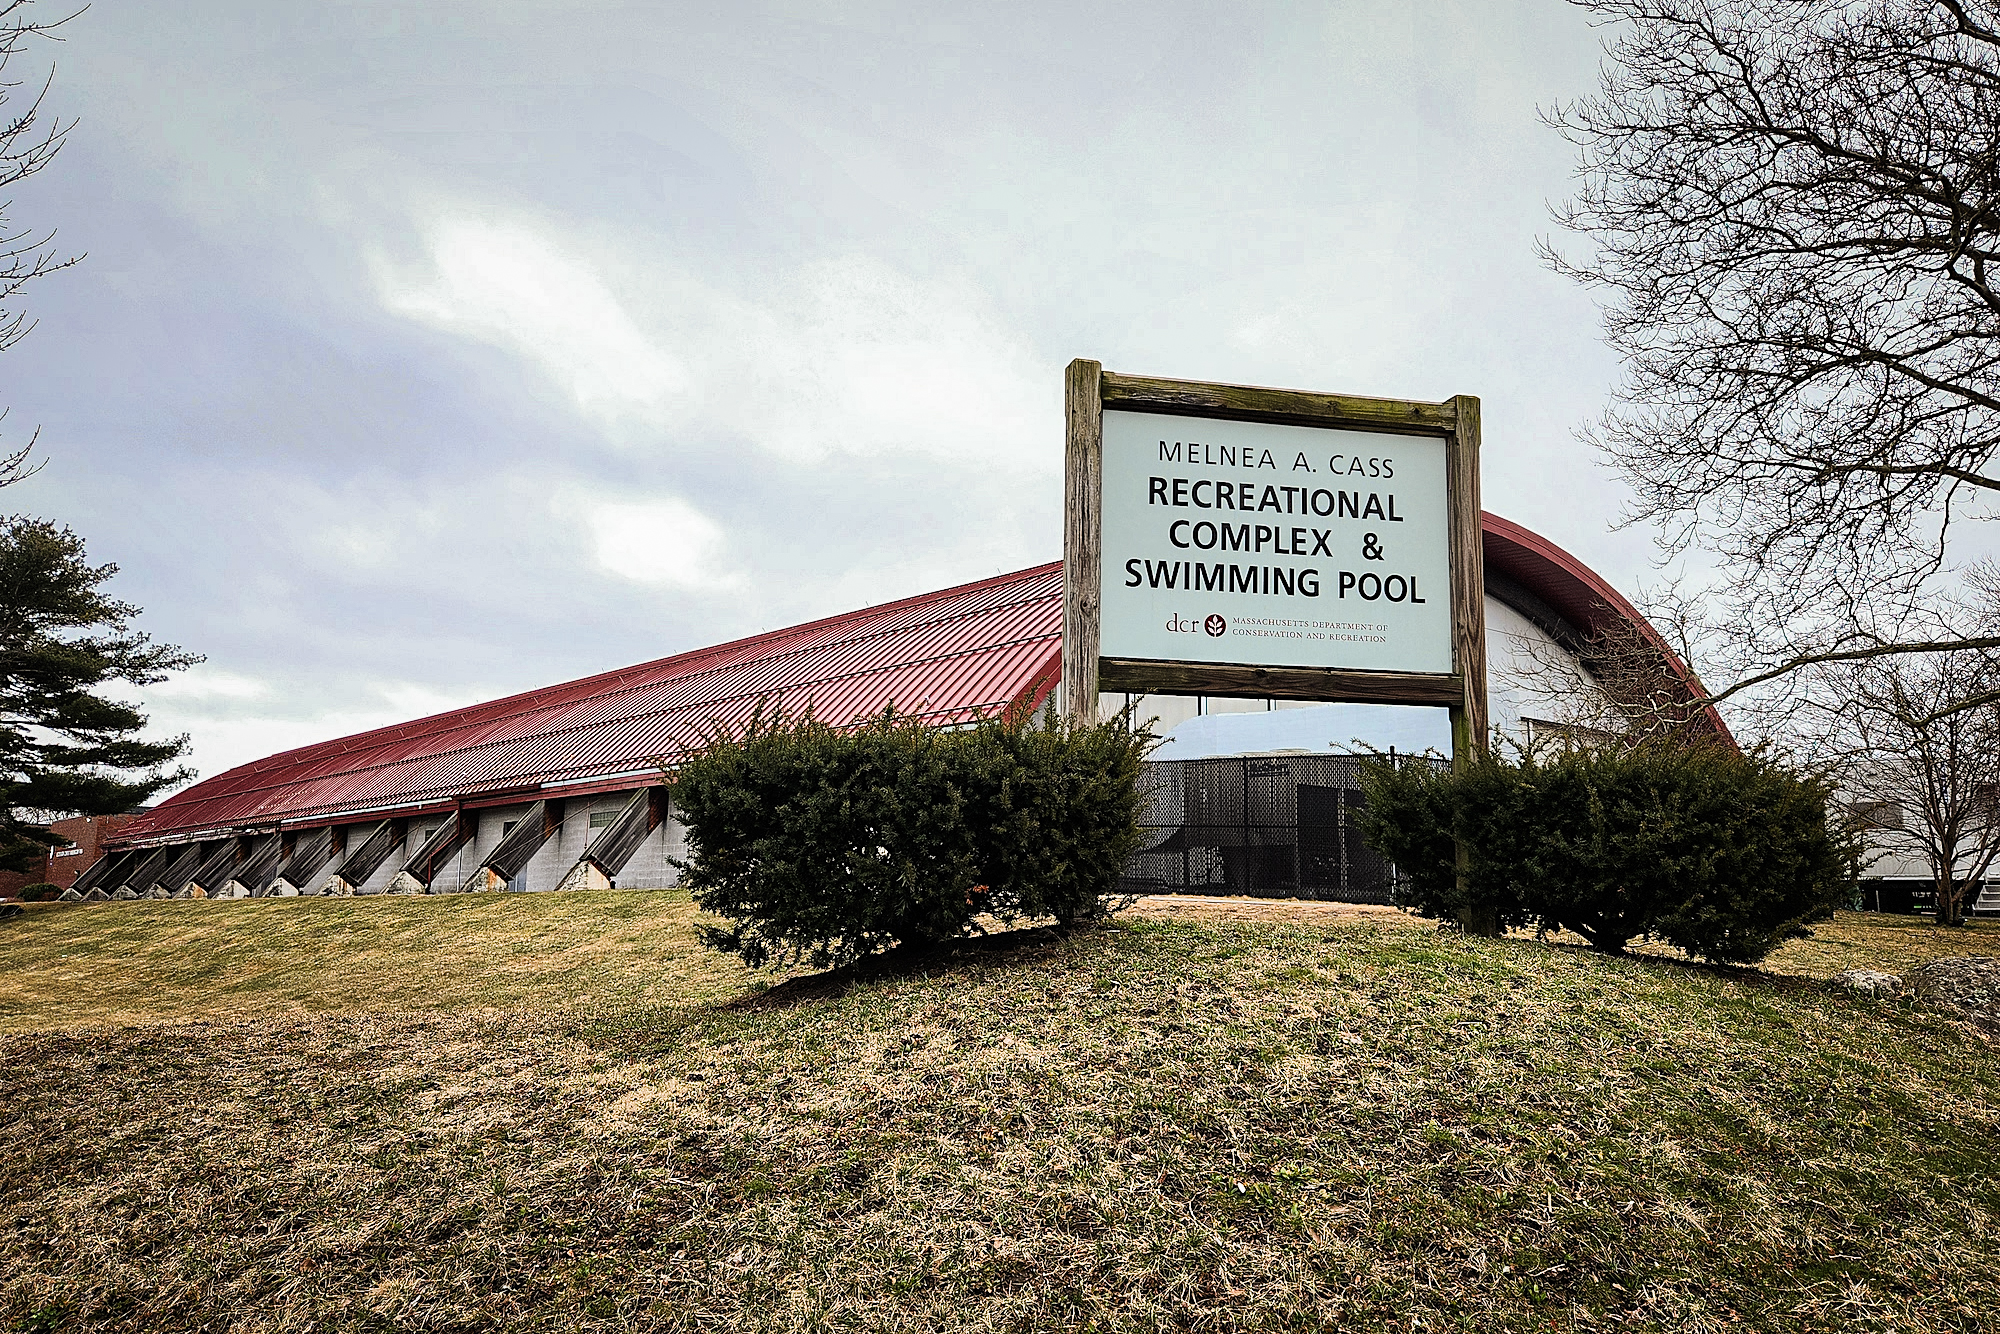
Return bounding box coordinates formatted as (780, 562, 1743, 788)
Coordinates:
(5, 893, 1979, 1038)
(0, 890, 763, 1032)
(5, 898, 2000, 1332)
(1130, 897, 2000, 984)
(1756, 909, 2000, 979)
(1127, 897, 2000, 981)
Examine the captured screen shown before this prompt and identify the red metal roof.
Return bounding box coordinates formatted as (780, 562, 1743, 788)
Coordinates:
(116, 516, 1727, 846)
(116, 563, 1065, 844)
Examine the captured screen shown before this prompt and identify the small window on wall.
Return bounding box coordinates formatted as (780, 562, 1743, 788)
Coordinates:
(1848, 801, 1904, 831)
(588, 809, 618, 831)
(502, 821, 517, 838)
(409, 825, 433, 847)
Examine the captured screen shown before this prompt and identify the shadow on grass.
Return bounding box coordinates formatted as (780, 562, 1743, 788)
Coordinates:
(725, 913, 1883, 1015)
(577, 920, 1122, 1057)
(1533, 933, 1839, 996)
(720, 921, 1104, 1013)
(1514, 926, 2000, 1029)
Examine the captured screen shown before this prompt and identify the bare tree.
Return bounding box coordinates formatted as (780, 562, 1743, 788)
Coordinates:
(1503, 591, 1732, 751)
(0, 1, 78, 490)
(1545, 0, 2000, 703)
(1801, 647, 2000, 924)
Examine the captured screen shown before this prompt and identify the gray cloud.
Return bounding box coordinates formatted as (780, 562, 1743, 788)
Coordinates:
(4, 0, 1644, 786)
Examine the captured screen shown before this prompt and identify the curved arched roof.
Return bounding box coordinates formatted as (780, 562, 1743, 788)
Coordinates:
(113, 515, 1723, 847)
(1482, 513, 1732, 745)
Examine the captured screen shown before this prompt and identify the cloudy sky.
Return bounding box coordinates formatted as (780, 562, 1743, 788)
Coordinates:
(4, 0, 1635, 788)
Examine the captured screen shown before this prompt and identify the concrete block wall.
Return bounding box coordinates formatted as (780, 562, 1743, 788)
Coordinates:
(614, 809, 686, 890)
(354, 826, 411, 895)
(374, 793, 687, 893)
(542, 795, 680, 890)
(93, 788, 683, 900)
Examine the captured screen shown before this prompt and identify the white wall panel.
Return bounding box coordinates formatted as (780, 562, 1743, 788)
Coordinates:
(1484, 595, 1596, 744)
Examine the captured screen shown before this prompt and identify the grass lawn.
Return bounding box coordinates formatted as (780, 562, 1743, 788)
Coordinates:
(3, 896, 1999, 1331)
(1757, 909, 2000, 979)
(0, 891, 752, 1032)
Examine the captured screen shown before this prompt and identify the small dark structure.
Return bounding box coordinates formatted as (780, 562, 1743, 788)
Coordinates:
(1858, 880, 1944, 915)
(1122, 755, 1438, 903)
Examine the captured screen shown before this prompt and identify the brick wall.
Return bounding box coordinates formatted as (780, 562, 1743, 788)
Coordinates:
(0, 814, 145, 897)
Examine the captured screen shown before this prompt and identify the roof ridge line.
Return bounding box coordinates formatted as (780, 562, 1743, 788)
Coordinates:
(175, 632, 1064, 810)
(261, 686, 1057, 823)
(230, 563, 1064, 774)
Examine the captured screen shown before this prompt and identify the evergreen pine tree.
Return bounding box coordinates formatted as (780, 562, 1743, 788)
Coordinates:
(0, 516, 198, 871)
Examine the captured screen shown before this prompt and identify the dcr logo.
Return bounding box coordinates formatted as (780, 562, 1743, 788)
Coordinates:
(1166, 613, 1228, 637)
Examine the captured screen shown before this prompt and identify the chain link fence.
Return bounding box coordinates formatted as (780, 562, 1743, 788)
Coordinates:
(1120, 753, 1442, 903)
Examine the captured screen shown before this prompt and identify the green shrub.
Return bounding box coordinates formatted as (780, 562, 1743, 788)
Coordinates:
(674, 705, 1152, 969)
(967, 711, 1152, 927)
(17, 882, 58, 902)
(1356, 744, 1854, 963)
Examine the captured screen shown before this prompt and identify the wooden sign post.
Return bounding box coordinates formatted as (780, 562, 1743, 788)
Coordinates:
(1062, 360, 1487, 762)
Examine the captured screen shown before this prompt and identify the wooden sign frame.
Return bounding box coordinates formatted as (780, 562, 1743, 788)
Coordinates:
(1062, 360, 1488, 757)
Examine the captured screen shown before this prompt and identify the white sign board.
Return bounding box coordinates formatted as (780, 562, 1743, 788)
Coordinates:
(1098, 409, 1452, 675)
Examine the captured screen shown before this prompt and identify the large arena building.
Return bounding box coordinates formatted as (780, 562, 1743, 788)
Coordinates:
(61, 513, 1723, 903)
